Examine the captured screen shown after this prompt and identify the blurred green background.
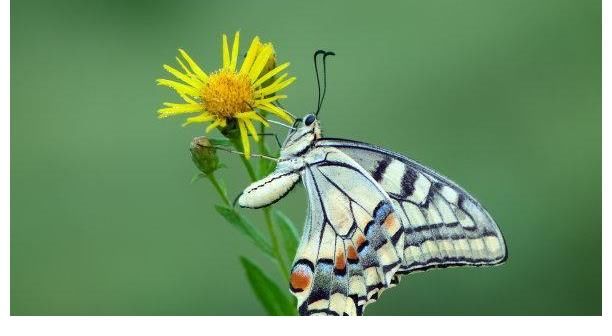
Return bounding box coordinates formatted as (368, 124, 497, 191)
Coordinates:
(11, 0, 601, 315)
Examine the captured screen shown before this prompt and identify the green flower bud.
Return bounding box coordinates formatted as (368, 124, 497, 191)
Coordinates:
(189, 136, 220, 175)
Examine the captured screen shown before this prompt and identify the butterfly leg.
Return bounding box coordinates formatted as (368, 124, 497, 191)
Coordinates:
(272, 100, 297, 120)
(246, 133, 282, 148)
(203, 145, 279, 161)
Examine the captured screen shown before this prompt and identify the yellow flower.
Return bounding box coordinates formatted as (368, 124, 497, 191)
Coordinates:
(157, 32, 295, 158)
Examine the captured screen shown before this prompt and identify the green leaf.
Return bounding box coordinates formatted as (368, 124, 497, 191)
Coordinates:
(240, 256, 296, 316)
(274, 210, 300, 267)
(214, 205, 274, 258)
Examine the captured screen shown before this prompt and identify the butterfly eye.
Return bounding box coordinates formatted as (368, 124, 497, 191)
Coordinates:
(304, 114, 316, 126)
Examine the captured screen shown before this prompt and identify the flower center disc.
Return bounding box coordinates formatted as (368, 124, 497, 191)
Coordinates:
(202, 69, 254, 118)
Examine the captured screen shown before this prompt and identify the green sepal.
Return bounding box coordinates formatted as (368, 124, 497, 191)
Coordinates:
(208, 138, 233, 147)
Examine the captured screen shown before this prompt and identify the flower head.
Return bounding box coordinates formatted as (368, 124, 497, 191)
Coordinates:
(157, 32, 295, 158)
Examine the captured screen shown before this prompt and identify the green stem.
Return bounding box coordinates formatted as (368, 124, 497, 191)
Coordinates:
(208, 172, 230, 206)
(239, 154, 258, 181)
(227, 137, 258, 181)
(263, 207, 290, 280)
(258, 123, 269, 176)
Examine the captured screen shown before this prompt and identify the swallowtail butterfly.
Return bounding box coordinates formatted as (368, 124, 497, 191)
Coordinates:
(238, 51, 507, 316)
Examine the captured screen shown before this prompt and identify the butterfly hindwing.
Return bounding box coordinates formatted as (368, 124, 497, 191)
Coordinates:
(290, 147, 404, 315)
(316, 139, 507, 275)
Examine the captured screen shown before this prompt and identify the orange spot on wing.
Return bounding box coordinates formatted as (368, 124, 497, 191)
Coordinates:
(356, 234, 366, 249)
(335, 251, 346, 271)
(383, 213, 398, 230)
(290, 269, 311, 292)
(347, 245, 359, 261)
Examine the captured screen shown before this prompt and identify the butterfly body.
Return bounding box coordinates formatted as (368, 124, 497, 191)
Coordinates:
(238, 114, 507, 316)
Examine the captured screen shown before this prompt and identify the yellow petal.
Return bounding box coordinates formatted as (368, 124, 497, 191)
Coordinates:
(158, 103, 203, 117)
(244, 119, 259, 141)
(157, 79, 200, 97)
(240, 36, 261, 74)
(205, 118, 224, 133)
(256, 76, 296, 96)
(254, 95, 287, 106)
(182, 113, 214, 126)
(258, 103, 294, 123)
(163, 64, 203, 89)
(178, 49, 208, 81)
(235, 111, 270, 127)
(248, 45, 273, 81)
(222, 34, 230, 69)
(255, 74, 286, 97)
(252, 62, 290, 88)
(175, 57, 192, 76)
(230, 31, 240, 71)
(179, 93, 197, 104)
(238, 120, 251, 159)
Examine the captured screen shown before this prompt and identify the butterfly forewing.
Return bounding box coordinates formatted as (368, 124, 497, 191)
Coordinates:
(317, 139, 508, 274)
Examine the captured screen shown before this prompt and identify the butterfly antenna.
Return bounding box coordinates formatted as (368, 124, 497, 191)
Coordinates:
(254, 111, 296, 130)
(316, 51, 335, 116)
(267, 119, 296, 130)
(313, 50, 325, 116)
(273, 101, 296, 120)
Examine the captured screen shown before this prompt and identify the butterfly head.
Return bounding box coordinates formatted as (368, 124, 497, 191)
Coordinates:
(278, 50, 333, 160)
(278, 113, 321, 159)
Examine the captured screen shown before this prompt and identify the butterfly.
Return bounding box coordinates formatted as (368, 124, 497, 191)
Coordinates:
(238, 51, 507, 316)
